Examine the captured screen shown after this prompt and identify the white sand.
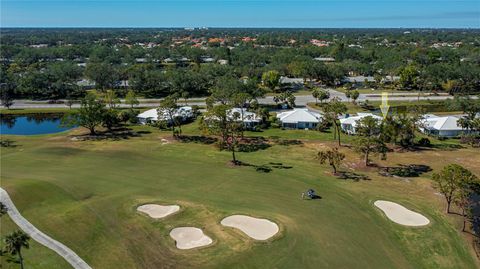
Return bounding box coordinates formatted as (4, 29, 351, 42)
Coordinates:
(137, 204, 179, 219)
(169, 227, 213, 250)
(221, 215, 279, 240)
(374, 200, 430, 227)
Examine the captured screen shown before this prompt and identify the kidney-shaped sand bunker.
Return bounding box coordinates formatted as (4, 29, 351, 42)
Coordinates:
(137, 204, 180, 219)
(221, 215, 279, 240)
(374, 200, 430, 227)
(169, 227, 213, 250)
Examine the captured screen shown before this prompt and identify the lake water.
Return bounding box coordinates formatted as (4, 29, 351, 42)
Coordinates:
(0, 114, 74, 135)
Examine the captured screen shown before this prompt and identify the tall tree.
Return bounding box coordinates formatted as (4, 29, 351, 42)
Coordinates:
(0, 87, 14, 109)
(103, 89, 120, 109)
(262, 70, 280, 92)
(85, 62, 118, 91)
(317, 147, 345, 174)
(3, 230, 30, 269)
(125, 89, 139, 108)
(353, 116, 387, 166)
(432, 164, 478, 214)
(203, 104, 243, 164)
(158, 95, 179, 137)
(312, 88, 330, 104)
(322, 97, 347, 146)
(62, 93, 106, 135)
(350, 90, 360, 104)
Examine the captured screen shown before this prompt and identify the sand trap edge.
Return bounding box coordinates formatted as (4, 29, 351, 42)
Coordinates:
(136, 203, 181, 219)
(220, 214, 280, 241)
(169, 227, 214, 250)
(374, 200, 430, 227)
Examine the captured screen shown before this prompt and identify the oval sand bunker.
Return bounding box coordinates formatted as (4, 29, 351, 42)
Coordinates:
(169, 227, 213, 250)
(221, 215, 279, 240)
(137, 204, 180, 219)
(374, 200, 430, 226)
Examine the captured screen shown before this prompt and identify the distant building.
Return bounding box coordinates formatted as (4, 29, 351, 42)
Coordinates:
(343, 76, 375, 84)
(314, 57, 335, 62)
(217, 59, 228, 65)
(279, 76, 303, 85)
(76, 79, 96, 89)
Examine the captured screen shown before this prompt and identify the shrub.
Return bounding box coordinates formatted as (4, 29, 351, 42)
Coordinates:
(417, 137, 432, 147)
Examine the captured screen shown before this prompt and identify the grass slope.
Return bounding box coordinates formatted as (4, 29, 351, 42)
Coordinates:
(0, 125, 478, 269)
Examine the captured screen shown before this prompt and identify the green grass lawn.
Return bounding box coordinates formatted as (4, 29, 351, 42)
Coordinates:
(1, 123, 478, 269)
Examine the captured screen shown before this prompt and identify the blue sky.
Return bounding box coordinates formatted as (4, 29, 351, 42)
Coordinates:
(1, 0, 479, 28)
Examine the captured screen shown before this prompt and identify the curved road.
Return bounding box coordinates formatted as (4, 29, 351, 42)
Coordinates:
(0, 187, 92, 269)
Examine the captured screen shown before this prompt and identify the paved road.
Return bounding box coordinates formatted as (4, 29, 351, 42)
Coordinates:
(2, 89, 462, 109)
(0, 187, 92, 269)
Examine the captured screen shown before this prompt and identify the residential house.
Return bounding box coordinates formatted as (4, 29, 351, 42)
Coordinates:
(276, 109, 323, 129)
(339, 113, 383, 135)
(419, 114, 471, 138)
(137, 106, 194, 125)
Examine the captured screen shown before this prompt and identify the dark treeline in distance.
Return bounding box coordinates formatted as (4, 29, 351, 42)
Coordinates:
(1, 28, 479, 100)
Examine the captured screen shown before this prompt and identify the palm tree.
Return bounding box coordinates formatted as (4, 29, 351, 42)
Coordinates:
(4, 230, 30, 269)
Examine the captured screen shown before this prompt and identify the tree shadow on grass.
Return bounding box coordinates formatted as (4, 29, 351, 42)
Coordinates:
(430, 143, 465, 151)
(238, 137, 271, 152)
(177, 135, 218, 144)
(336, 171, 370, 181)
(268, 136, 303, 146)
(0, 139, 19, 148)
(234, 161, 293, 173)
(71, 127, 149, 141)
(379, 164, 432, 178)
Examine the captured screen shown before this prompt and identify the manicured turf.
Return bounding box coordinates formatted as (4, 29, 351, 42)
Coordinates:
(0, 124, 478, 269)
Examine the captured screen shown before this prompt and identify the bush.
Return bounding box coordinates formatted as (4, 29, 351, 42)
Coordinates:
(417, 137, 431, 147)
(118, 109, 138, 123)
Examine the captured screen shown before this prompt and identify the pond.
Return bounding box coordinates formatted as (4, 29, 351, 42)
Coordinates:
(0, 114, 75, 135)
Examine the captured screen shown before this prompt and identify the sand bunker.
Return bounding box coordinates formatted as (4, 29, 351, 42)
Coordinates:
(137, 204, 179, 219)
(169, 227, 213, 249)
(374, 200, 430, 227)
(221, 215, 279, 240)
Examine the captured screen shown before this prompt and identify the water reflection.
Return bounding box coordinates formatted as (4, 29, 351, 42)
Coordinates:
(0, 113, 74, 135)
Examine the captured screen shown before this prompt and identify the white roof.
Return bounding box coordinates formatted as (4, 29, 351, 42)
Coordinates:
(137, 106, 192, 121)
(228, 108, 260, 122)
(339, 113, 382, 128)
(137, 109, 158, 120)
(421, 115, 462, 131)
(279, 76, 303, 84)
(277, 109, 322, 124)
(314, 57, 335, 62)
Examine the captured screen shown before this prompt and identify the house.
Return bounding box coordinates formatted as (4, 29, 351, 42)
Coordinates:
(228, 108, 261, 128)
(419, 114, 469, 138)
(339, 113, 383, 134)
(276, 109, 323, 129)
(135, 58, 147, 63)
(217, 59, 228, 65)
(279, 76, 303, 85)
(343, 76, 375, 84)
(137, 106, 193, 125)
(76, 79, 96, 89)
(201, 57, 215, 63)
(314, 57, 335, 62)
(204, 108, 261, 129)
